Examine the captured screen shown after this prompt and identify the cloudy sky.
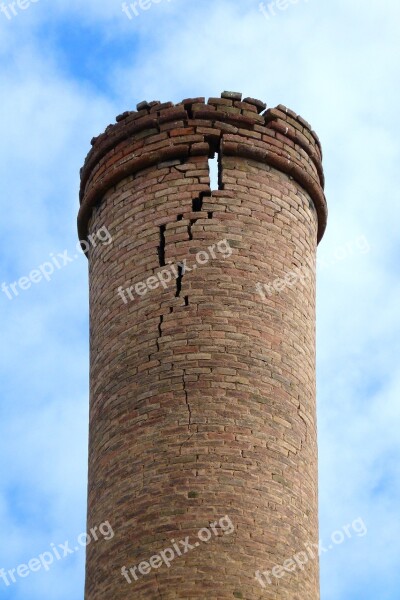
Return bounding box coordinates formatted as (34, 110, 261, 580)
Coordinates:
(0, 0, 399, 598)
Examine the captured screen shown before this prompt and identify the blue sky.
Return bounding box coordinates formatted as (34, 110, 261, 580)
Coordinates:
(0, 0, 399, 598)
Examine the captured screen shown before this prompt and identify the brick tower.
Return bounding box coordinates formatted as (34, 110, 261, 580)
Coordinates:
(78, 92, 327, 600)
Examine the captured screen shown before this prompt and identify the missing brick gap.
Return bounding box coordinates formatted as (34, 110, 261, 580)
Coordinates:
(192, 190, 211, 213)
(208, 153, 219, 191)
(184, 103, 194, 120)
(177, 214, 183, 221)
(184, 296, 189, 306)
(208, 212, 213, 219)
(192, 196, 203, 212)
(207, 140, 224, 191)
(158, 225, 166, 267)
(190, 191, 210, 239)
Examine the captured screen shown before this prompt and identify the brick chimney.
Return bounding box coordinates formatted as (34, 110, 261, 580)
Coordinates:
(78, 92, 327, 599)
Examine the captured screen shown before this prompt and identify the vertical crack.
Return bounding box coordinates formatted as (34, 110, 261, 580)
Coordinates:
(188, 220, 196, 241)
(156, 315, 163, 353)
(298, 401, 308, 445)
(175, 265, 184, 298)
(158, 225, 166, 267)
(183, 373, 192, 431)
(139, 463, 144, 492)
(179, 371, 194, 454)
(154, 573, 162, 599)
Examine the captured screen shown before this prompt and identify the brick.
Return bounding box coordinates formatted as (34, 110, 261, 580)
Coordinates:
(221, 91, 243, 101)
(136, 100, 151, 111)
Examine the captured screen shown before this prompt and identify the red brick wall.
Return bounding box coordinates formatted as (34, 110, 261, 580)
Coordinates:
(79, 92, 327, 599)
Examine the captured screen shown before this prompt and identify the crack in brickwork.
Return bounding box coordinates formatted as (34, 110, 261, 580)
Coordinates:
(158, 225, 166, 267)
(154, 574, 162, 599)
(175, 264, 184, 298)
(79, 94, 327, 246)
(156, 315, 163, 353)
(179, 371, 194, 455)
(298, 401, 309, 444)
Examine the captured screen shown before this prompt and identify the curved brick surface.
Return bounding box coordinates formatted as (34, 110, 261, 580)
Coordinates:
(79, 92, 327, 599)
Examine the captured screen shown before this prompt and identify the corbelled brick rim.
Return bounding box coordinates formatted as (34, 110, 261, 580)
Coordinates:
(78, 91, 327, 246)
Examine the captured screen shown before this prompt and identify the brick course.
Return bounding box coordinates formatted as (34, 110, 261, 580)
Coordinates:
(79, 92, 327, 599)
